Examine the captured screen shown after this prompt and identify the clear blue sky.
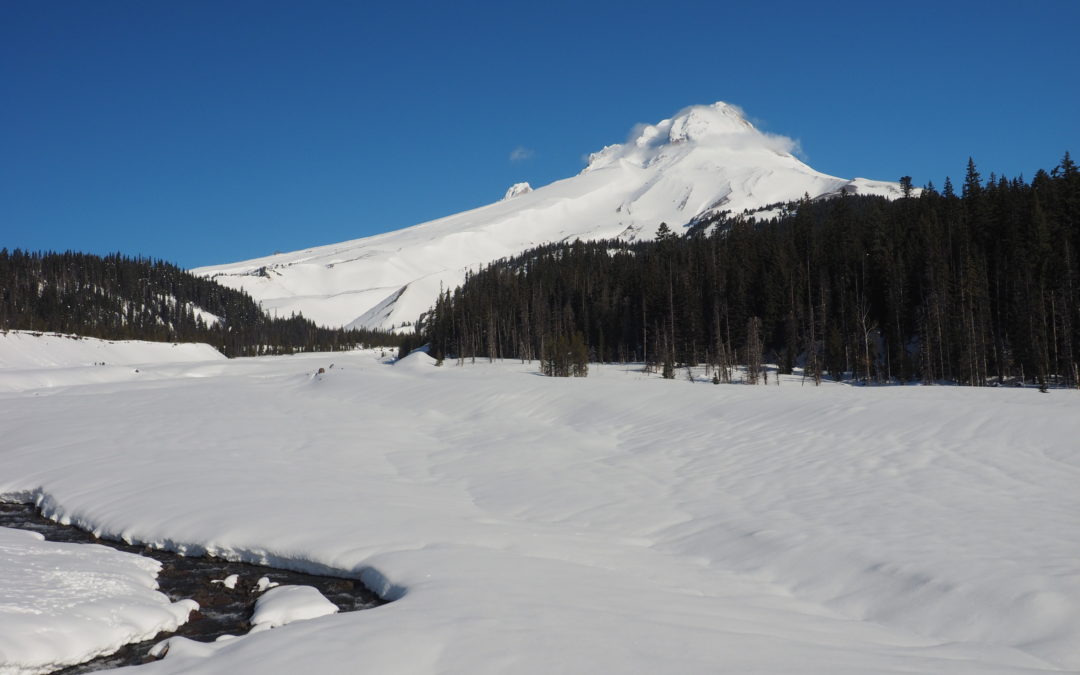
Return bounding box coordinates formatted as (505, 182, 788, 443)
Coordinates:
(3, 1, 1078, 269)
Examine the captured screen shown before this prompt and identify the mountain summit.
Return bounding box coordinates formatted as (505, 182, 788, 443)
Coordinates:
(586, 102, 760, 171)
(195, 102, 903, 331)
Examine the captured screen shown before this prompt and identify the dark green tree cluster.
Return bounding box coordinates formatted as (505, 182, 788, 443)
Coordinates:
(422, 154, 1080, 387)
(542, 331, 589, 377)
(0, 250, 406, 356)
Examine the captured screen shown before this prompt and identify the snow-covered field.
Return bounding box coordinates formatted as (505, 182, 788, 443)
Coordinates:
(1, 337, 1078, 674)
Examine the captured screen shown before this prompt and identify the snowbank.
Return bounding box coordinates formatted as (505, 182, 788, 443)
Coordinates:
(0, 331, 226, 392)
(0, 526, 196, 675)
(0, 352, 1077, 673)
(249, 585, 338, 632)
(0, 331, 224, 369)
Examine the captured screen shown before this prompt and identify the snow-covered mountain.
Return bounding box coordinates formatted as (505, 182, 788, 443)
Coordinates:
(194, 102, 904, 331)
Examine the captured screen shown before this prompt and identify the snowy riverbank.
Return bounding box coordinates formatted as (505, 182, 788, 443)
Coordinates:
(0, 526, 196, 674)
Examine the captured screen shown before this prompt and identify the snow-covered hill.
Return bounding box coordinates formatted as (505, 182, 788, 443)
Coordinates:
(0, 331, 226, 392)
(195, 103, 904, 330)
(0, 331, 224, 370)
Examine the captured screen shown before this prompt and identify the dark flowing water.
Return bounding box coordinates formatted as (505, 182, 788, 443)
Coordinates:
(0, 502, 384, 673)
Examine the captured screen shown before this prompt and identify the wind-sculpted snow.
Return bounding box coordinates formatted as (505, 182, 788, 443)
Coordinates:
(194, 102, 904, 331)
(1, 346, 1077, 673)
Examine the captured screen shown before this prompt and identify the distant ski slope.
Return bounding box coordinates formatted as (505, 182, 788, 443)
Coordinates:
(195, 103, 903, 330)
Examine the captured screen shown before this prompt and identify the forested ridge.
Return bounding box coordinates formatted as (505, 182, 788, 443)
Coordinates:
(0, 250, 404, 356)
(421, 155, 1080, 387)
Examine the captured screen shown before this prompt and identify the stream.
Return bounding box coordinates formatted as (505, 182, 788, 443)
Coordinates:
(0, 502, 384, 673)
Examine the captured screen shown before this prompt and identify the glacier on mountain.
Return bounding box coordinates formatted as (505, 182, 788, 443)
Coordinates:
(194, 102, 904, 331)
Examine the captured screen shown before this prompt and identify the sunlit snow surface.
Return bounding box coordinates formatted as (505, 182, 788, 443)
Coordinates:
(0, 331, 225, 371)
(249, 585, 338, 632)
(0, 331, 225, 393)
(0, 528, 196, 675)
(1, 337, 1078, 673)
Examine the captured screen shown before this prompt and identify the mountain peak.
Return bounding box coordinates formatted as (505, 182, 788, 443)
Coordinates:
(630, 102, 756, 149)
(666, 102, 755, 143)
(585, 102, 788, 173)
(197, 101, 902, 332)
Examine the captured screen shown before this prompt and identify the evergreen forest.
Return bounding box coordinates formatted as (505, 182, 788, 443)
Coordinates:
(0, 250, 404, 356)
(421, 155, 1080, 388)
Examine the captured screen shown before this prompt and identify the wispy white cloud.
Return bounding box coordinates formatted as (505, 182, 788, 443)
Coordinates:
(509, 146, 534, 162)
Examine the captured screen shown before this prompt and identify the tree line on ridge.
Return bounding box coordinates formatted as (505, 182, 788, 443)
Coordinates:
(419, 154, 1080, 388)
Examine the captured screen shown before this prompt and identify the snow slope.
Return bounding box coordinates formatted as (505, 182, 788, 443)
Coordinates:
(1, 346, 1077, 674)
(0, 331, 224, 369)
(0, 527, 196, 675)
(194, 103, 904, 331)
(0, 331, 226, 392)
